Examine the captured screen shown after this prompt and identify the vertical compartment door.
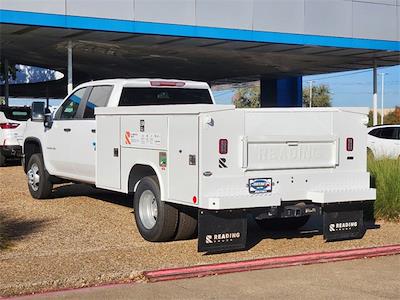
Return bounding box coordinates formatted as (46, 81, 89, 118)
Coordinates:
(96, 115, 121, 190)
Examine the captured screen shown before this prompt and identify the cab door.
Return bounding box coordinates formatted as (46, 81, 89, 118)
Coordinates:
(70, 85, 114, 183)
(44, 87, 90, 178)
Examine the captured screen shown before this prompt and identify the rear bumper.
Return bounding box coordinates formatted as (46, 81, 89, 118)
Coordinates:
(0, 145, 23, 158)
(201, 188, 376, 210)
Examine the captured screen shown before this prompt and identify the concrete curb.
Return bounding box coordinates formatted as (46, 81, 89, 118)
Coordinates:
(144, 244, 400, 282)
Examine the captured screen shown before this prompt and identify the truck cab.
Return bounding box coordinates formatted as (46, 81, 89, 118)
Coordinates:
(24, 79, 213, 183)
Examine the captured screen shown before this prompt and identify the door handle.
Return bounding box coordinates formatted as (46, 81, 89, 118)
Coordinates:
(91, 129, 96, 133)
(64, 128, 71, 132)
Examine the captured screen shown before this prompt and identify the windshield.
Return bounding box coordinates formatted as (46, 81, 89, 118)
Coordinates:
(0, 107, 31, 121)
(119, 88, 213, 106)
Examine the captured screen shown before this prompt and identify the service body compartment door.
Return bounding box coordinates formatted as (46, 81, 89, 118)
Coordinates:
(168, 115, 199, 204)
(96, 115, 121, 189)
(243, 135, 338, 170)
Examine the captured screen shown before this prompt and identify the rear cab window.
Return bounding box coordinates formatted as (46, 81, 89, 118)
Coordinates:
(83, 85, 113, 119)
(119, 87, 213, 106)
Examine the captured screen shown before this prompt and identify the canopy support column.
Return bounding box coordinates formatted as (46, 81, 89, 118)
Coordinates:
(67, 41, 73, 95)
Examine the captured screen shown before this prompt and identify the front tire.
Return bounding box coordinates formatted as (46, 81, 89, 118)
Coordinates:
(134, 176, 178, 242)
(27, 154, 53, 199)
(256, 216, 310, 231)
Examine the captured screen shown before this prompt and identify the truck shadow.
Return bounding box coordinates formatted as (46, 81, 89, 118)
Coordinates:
(0, 212, 51, 250)
(245, 216, 323, 250)
(245, 216, 379, 251)
(51, 183, 133, 208)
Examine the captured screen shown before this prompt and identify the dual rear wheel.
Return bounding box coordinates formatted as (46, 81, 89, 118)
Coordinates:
(133, 176, 197, 242)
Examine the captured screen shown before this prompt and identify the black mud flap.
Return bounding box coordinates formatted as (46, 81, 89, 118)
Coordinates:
(323, 203, 366, 242)
(198, 209, 247, 253)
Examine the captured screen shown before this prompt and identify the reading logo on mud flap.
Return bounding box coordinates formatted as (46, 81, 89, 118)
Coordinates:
(205, 232, 241, 244)
(329, 221, 358, 232)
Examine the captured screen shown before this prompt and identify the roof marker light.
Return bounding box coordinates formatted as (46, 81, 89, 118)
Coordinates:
(150, 81, 185, 87)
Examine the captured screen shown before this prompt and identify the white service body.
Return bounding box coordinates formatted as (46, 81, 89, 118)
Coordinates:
(95, 105, 375, 210)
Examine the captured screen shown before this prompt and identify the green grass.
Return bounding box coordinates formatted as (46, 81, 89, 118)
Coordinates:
(368, 157, 400, 221)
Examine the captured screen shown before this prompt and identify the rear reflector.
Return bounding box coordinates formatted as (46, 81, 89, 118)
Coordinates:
(0, 123, 20, 129)
(346, 138, 354, 151)
(219, 139, 228, 154)
(150, 81, 185, 87)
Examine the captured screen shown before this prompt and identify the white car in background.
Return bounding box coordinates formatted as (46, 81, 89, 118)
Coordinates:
(367, 125, 400, 159)
(0, 106, 31, 166)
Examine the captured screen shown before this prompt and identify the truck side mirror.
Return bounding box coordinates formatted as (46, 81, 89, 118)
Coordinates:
(44, 113, 53, 129)
(31, 102, 45, 122)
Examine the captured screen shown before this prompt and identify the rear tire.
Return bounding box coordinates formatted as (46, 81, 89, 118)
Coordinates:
(256, 216, 310, 231)
(27, 153, 53, 199)
(174, 207, 198, 240)
(134, 176, 178, 242)
(0, 152, 6, 167)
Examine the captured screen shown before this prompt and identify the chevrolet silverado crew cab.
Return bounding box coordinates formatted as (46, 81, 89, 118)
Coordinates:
(23, 79, 376, 252)
(0, 105, 31, 166)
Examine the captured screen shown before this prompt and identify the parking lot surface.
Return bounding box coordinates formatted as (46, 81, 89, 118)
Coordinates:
(1, 166, 399, 296)
(25, 255, 400, 300)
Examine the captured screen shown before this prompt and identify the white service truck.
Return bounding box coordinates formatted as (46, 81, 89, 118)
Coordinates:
(23, 79, 376, 252)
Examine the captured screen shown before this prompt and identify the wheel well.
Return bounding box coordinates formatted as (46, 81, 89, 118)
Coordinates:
(128, 164, 158, 194)
(23, 139, 42, 172)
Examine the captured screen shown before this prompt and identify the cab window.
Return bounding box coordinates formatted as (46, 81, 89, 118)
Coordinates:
(119, 88, 213, 106)
(380, 127, 396, 139)
(368, 128, 381, 137)
(83, 85, 113, 119)
(56, 88, 87, 120)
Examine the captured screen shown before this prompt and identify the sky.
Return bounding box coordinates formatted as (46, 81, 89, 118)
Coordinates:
(8, 65, 400, 109)
(213, 65, 400, 108)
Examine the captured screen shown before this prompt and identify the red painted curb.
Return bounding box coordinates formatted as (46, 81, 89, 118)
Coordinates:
(144, 244, 400, 282)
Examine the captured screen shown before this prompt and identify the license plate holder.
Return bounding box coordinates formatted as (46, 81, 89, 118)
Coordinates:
(248, 178, 272, 194)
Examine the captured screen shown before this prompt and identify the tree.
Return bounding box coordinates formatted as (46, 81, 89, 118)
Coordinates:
(302, 84, 332, 107)
(368, 110, 382, 127)
(368, 106, 400, 126)
(0, 62, 18, 82)
(233, 86, 260, 108)
(232, 83, 332, 108)
(384, 106, 400, 125)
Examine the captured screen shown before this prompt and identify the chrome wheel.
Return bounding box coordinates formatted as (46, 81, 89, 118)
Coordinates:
(28, 163, 40, 192)
(138, 190, 158, 230)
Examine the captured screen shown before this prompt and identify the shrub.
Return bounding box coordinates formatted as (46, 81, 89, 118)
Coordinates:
(368, 157, 400, 221)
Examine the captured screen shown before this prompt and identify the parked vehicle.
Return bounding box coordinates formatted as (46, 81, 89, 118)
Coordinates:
(23, 79, 376, 252)
(0, 105, 31, 166)
(367, 125, 400, 159)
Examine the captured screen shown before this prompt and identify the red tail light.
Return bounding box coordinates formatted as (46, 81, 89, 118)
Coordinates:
(219, 139, 228, 154)
(346, 138, 354, 151)
(0, 123, 20, 129)
(150, 81, 185, 87)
